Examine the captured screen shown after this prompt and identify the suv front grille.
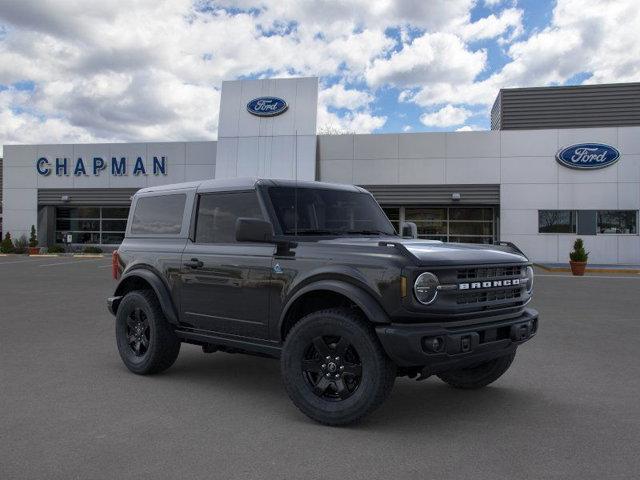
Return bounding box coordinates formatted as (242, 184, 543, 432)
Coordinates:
(457, 266, 522, 280)
(457, 286, 522, 305)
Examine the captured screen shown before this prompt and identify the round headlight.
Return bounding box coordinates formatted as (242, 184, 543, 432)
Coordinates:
(525, 266, 534, 293)
(414, 272, 440, 305)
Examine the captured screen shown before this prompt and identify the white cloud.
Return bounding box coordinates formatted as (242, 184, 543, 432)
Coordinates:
(319, 84, 373, 110)
(420, 105, 472, 127)
(0, 0, 638, 147)
(459, 7, 523, 42)
(456, 125, 484, 131)
(402, 125, 413, 132)
(317, 82, 384, 133)
(484, 0, 506, 7)
(366, 32, 486, 88)
(404, 0, 640, 111)
(317, 106, 386, 134)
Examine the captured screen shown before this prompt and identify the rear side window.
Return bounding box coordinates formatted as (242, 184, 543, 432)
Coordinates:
(195, 192, 263, 243)
(130, 194, 186, 235)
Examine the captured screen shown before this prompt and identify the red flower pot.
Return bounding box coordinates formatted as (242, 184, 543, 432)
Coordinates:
(569, 261, 587, 276)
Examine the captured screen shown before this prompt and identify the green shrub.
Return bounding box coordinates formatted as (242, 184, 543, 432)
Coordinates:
(29, 225, 38, 248)
(569, 238, 589, 262)
(47, 244, 66, 254)
(82, 246, 103, 254)
(13, 235, 29, 254)
(1, 232, 15, 253)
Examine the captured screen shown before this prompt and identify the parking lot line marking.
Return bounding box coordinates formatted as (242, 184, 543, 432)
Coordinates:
(0, 257, 55, 265)
(38, 259, 104, 267)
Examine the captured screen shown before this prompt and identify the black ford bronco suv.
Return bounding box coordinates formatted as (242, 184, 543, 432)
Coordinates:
(108, 178, 537, 425)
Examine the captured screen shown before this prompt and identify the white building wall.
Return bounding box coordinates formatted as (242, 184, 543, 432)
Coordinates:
(318, 127, 640, 265)
(215, 77, 317, 181)
(2, 141, 216, 241)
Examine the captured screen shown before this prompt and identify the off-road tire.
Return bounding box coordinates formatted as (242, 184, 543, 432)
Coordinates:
(437, 351, 516, 389)
(281, 308, 396, 426)
(115, 290, 181, 375)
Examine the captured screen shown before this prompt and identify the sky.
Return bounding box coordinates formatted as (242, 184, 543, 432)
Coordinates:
(0, 0, 638, 154)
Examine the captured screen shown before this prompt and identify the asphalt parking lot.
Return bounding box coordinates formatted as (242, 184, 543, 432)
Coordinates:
(1, 256, 639, 479)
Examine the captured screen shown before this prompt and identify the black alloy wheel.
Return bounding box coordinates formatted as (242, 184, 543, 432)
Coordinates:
(281, 308, 396, 426)
(302, 335, 363, 401)
(115, 290, 181, 375)
(126, 308, 150, 357)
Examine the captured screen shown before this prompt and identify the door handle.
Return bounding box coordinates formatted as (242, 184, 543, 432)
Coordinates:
(184, 258, 204, 269)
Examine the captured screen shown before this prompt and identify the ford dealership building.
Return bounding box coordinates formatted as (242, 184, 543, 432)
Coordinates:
(2, 78, 639, 264)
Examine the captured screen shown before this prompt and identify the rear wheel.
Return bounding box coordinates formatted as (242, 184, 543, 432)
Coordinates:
(281, 308, 396, 426)
(437, 351, 516, 389)
(115, 290, 180, 375)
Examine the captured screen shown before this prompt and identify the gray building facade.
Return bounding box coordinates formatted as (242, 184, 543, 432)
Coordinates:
(492, 82, 640, 130)
(2, 78, 639, 264)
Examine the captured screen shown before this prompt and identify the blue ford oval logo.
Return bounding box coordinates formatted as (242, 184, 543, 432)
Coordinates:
(246, 97, 288, 117)
(556, 143, 620, 170)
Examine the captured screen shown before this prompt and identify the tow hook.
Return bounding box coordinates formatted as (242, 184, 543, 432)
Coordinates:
(416, 367, 432, 381)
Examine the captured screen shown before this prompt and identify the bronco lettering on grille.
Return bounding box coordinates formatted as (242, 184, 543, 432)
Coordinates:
(459, 279, 520, 290)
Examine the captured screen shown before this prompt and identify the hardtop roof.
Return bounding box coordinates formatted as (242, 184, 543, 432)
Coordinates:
(135, 178, 365, 195)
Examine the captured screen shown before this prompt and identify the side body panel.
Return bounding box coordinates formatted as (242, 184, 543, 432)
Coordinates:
(179, 242, 275, 339)
(268, 242, 407, 340)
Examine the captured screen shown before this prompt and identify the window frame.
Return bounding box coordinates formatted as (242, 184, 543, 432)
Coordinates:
(55, 206, 130, 245)
(537, 210, 578, 235)
(596, 210, 639, 235)
(398, 205, 496, 243)
(192, 190, 266, 245)
(127, 191, 193, 239)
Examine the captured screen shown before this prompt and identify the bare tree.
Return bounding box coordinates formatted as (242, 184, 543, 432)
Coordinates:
(317, 123, 355, 135)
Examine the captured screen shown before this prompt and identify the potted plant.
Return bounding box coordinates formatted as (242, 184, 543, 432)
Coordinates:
(28, 225, 40, 255)
(569, 238, 589, 276)
(13, 235, 28, 254)
(1, 232, 15, 253)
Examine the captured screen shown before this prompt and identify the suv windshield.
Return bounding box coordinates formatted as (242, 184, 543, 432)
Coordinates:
(267, 186, 397, 236)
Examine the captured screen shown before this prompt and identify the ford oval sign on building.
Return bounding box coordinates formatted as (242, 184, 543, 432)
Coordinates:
(247, 97, 288, 117)
(556, 143, 620, 170)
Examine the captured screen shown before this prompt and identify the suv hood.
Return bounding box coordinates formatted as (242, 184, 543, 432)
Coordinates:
(317, 236, 529, 266)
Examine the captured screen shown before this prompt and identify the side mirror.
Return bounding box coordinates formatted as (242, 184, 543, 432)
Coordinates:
(401, 222, 418, 239)
(236, 218, 274, 243)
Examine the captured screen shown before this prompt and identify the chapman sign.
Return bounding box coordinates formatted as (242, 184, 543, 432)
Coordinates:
(556, 143, 620, 170)
(36, 156, 168, 176)
(246, 97, 288, 117)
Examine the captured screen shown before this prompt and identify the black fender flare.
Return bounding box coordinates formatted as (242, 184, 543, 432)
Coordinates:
(113, 268, 179, 325)
(279, 279, 390, 333)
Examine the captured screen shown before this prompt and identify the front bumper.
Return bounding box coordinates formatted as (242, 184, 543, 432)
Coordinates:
(376, 308, 538, 370)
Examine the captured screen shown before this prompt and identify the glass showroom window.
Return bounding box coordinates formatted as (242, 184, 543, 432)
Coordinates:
(382, 207, 400, 234)
(448, 207, 494, 244)
(597, 210, 638, 234)
(538, 210, 577, 233)
(55, 206, 129, 245)
(402, 207, 495, 244)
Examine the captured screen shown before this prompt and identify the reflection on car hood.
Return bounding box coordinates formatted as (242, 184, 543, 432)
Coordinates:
(317, 236, 528, 266)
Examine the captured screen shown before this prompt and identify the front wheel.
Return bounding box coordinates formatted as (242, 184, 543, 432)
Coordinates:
(437, 351, 516, 389)
(281, 308, 396, 426)
(115, 290, 181, 375)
